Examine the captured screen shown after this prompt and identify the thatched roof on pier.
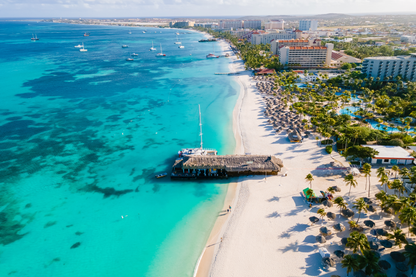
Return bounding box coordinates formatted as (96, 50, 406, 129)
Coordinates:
(180, 155, 283, 172)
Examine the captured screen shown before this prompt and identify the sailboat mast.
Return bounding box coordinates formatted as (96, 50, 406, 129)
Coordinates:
(199, 105, 203, 149)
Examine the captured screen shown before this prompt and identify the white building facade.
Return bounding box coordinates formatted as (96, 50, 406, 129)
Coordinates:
(251, 30, 302, 45)
(361, 54, 416, 81)
(299, 20, 318, 31)
(219, 20, 243, 30)
(330, 51, 362, 68)
(270, 39, 320, 55)
(362, 145, 414, 165)
(265, 20, 284, 30)
(279, 43, 334, 68)
(243, 20, 262, 30)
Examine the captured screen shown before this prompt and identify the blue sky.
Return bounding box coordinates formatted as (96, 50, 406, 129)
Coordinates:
(0, 0, 415, 18)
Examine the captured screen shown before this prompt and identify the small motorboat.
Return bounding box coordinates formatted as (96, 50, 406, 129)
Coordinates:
(122, 45, 128, 48)
(155, 173, 167, 179)
(126, 58, 134, 61)
(179, 45, 185, 49)
(74, 44, 83, 48)
(131, 53, 139, 56)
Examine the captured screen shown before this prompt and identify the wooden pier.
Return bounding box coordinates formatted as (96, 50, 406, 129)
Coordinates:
(171, 155, 283, 180)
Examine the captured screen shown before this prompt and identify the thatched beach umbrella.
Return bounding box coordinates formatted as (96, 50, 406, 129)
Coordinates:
(364, 220, 375, 228)
(380, 240, 393, 248)
(396, 273, 408, 277)
(363, 197, 373, 204)
(334, 250, 345, 259)
(322, 257, 336, 267)
(331, 186, 341, 192)
(368, 205, 376, 213)
(378, 260, 391, 270)
(320, 226, 332, 236)
(370, 241, 380, 250)
(334, 223, 346, 232)
(341, 209, 355, 218)
(316, 235, 326, 243)
(327, 212, 336, 220)
(396, 262, 409, 272)
(341, 237, 348, 245)
(376, 229, 388, 236)
(323, 200, 333, 208)
(385, 220, 396, 229)
(309, 216, 319, 225)
(390, 251, 406, 262)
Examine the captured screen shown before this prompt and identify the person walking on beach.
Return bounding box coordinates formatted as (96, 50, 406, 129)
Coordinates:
(229, 205, 232, 211)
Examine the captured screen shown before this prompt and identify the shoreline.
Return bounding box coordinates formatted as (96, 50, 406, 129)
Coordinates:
(193, 39, 245, 277)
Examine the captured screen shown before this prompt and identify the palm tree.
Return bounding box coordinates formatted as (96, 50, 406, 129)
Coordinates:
(379, 173, 389, 193)
(362, 163, 370, 191)
(305, 173, 314, 189)
(305, 188, 314, 202)
(342, 255, 359, 276)
(317, 208, 326, 219)
(404, 243, 416, 275)
(375, 190, 387, 203)
(376, 167, 386, 179)
(387, 228, 408, 248)
(344, 174, 358, 197)
(391, 179, 404, 197)
(392, 165, 399, 179)
(359, 250, 381, 276)
(362, 163, 372, 198)
(383, 194, 403, 214)
(334, 196, 347, 213)
(353, 198, 369, 224)
(346, 231, 370, 254)
(400, 167, 410, 182)
(399, 206, 416, 237)
(327, 187, 336, 194)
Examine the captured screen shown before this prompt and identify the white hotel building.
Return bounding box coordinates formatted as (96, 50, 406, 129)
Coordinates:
(279, 43, 334, 68)
(299, 20, 318, 31)
(361, 54, 416, 81)
(251, 30, 302, 45)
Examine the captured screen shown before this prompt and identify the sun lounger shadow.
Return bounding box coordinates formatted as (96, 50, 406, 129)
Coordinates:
(266, 211, 280, 218)
(268, 196, 280, 202)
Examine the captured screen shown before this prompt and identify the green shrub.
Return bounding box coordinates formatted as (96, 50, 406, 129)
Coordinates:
(325, 145, 333, 154)
(388, 138, 404, 147)
(321, 139, 334, 145)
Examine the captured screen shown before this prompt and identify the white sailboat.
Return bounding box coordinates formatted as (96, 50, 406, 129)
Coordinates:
(31, 34, 39, 41)
(150, 41, 156, 51)
(74, 44, 83, 48)
(80, 43, 87, 52)
(179, 105, 217, 157)
(128, 30, 132, 34)
(156, 44, 166, 57)
(174, 35, 181, 45)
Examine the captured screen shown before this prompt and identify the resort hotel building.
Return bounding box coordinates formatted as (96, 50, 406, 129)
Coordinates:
(361, 54, 416, 81)
(299, 20, 318, 31)
(264, 20, 285, 30)
(251, 29, 302, 45)
(279, 43, 334, 68)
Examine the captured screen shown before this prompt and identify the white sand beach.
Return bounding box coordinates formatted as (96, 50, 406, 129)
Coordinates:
(196, 40, 408, 277)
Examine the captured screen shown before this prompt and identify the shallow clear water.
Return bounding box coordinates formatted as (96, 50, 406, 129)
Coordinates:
(0, 21, 238, 277)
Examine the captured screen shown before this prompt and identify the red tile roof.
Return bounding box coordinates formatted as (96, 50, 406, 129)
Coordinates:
(294, 29, 302, 32)
(331, 51, 344, 60)
(289, 46, 327, 50)
(277, 39, 309, 43)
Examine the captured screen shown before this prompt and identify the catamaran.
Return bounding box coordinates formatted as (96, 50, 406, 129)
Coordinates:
(156, 44, 166, 57)
(174, 35, 181, 45)
(150, 41, 156, 51)
(31, 34, 39, 41)
(79, 43, 87, 52)
(178, 105, 217, 157)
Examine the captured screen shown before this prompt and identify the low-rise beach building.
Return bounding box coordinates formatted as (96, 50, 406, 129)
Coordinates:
(171, 155, 283, 179)
(330, 50, 362, 68)
(362, 145, 414, 165)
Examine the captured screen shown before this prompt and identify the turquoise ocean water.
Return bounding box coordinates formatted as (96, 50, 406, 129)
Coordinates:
(0, 22, 239, 276)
